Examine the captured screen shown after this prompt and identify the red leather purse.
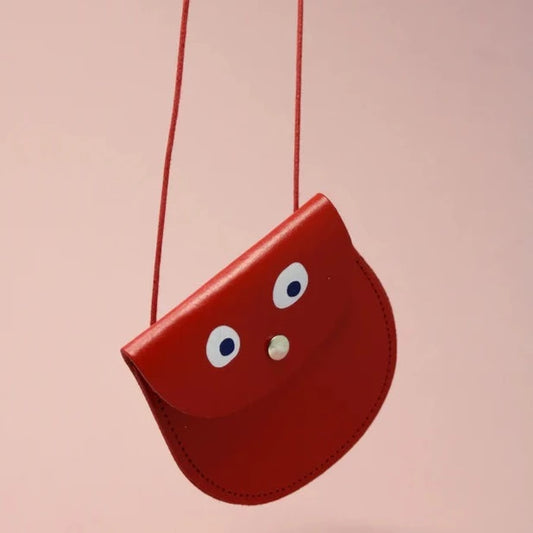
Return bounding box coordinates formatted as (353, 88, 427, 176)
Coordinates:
(121, 193, 396, 504)
(121, 0, 396, 504)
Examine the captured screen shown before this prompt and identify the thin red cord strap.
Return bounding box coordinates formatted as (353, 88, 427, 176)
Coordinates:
(150, 0, 304, 325)
(293, 0, 304, 212)
(150, 0, 190, 325)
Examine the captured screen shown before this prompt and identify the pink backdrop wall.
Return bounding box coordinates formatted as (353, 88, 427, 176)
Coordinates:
(1, 1, 532, 531)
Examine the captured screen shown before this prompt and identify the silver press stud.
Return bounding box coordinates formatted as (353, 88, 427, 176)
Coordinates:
(268, 335, 290, 361)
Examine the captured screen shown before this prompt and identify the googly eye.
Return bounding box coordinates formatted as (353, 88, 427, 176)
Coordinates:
(206, 325, 241, 368)
(273, 262, 308, 309)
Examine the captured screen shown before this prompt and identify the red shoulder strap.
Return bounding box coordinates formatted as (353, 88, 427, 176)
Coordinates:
(150, 0, 305, 325)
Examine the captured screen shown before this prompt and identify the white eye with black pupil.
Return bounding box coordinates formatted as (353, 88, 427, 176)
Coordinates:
(273, 262, 308, 309)
(206, 325, 240, 368)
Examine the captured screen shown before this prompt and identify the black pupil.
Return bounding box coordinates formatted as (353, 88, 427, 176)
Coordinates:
(219, 338, 235, 356)
(287, 280, 301, 297)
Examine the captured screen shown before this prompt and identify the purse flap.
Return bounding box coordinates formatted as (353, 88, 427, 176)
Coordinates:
(121, 194, 357, 418)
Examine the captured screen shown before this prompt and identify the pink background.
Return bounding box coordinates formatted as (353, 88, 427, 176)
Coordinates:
(2, 1, 532, 531)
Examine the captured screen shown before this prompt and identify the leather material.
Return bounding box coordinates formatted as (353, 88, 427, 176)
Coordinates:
(121, 193, 396, 504)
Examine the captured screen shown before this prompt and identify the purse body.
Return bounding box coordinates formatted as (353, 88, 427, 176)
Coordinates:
(122, 193, 396, 504)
